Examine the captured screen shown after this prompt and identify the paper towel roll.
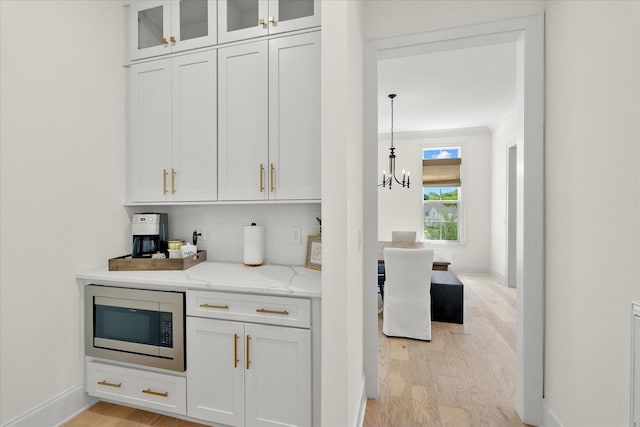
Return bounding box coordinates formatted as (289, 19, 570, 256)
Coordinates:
(243, 223, 264, 266)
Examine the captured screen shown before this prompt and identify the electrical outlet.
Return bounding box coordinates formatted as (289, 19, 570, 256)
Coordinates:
(290, 226, 302, 245)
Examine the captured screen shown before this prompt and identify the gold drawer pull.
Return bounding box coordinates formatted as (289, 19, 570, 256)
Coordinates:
(259, 163, 265, 192)
(171, 168, 176, 194)
(256, 308, 289, 315)
(97, 380, 121, 388)
(163, 169, 168, 194)
(142, 388, 168, 397)
(270, 163, 275, 192)
(246, 335, 251, 369)
(233, 333, 239, 368)
(200, 304, 229, 310)
(162, 37, 168, 45)
(169, 35, 176, 43)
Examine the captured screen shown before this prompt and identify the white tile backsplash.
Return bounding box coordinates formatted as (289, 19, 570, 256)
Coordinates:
(126, 204, 321, 266)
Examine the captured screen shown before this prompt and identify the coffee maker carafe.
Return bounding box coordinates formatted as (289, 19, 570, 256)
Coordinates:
(132, 213, 168, 258)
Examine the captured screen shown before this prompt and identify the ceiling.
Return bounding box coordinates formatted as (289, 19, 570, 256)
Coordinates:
(377, 42, 516, 134)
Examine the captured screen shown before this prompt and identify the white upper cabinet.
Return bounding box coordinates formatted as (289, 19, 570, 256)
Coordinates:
(130, 0, 217, 61)
(218, 31, 320, 201)
(128, 59, 172, 202)
(217, 41, 269, 201)
(128, 50, 217, 203)
(218, 0, 320, 44)
(268, 31, 320, 200)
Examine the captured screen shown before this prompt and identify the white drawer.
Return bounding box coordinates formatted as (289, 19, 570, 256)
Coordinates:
(187, 291, 311, 328)
(86, 361, 186, 415)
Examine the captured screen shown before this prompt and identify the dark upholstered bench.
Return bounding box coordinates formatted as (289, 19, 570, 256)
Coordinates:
(431, 271, 464, 324)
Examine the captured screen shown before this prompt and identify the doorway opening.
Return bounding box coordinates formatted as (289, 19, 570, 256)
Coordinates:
(363, 14, 544, 425)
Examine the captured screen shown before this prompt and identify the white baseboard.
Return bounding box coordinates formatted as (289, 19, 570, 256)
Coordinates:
(3, 384, 95, 427)
(449, 266, 490, 275)
(490, 270, 506, 285)
(542, 399, 566, 427)
(354, 378, 367, 427)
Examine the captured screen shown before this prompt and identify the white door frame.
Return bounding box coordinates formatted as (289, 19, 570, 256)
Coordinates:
(362, 14, 544, 425)
(507, 143, 518, 288)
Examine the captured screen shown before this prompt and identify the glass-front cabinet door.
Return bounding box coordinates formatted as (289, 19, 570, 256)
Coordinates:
(130, 1, 171, 60)
(218, 0, 319, 44)
(130, 0, 217, 61)
(268, 0, 319, 35)
(218, 0, 268, 44)
(171, 0, 217, 53)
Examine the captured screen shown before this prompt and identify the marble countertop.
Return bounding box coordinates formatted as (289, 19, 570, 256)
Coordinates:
(76, 262, 321, 298)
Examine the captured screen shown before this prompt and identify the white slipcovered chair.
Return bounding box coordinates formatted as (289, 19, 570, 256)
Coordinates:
(391, 230, 417, 242)
(382, 247, 435, 341)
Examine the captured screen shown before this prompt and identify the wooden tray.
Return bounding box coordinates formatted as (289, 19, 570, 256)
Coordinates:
(109, 251, 207, 271)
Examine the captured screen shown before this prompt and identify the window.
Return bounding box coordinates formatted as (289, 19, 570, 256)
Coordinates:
(423, 148, 461, 241)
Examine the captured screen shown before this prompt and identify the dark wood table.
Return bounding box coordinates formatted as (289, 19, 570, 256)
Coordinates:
(377, 241, 450, 271)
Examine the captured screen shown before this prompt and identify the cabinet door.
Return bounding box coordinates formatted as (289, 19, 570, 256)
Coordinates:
(268, 32, 320, 200)
(187, 317, 245, 426)
(268, 0, 320, 35)
(218, 41, 268, 201)
(171, 0, 217, 54)
(128, 59, 172, 202)
(130, 1, 172, 61)
(171, 50, 217, 201)
(218, 0, 268, 44)
(244, 324, 311, 427)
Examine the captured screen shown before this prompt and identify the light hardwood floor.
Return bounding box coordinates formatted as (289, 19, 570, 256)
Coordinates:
(65, 274, 523, 427)
(364, 273, 527, 427)
(63, 401, 207, 427)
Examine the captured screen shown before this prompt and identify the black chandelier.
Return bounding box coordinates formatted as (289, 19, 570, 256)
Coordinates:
(380, 94, 410, 189)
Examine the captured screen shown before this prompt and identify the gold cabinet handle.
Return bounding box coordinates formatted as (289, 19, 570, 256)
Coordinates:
(171, 168, 176, 194)
(246, 335, 251, 370)
(259, 164, 265, 192)
(270, 163, 275, 192)
(233, 333, 239, 368)
(97, 380, 121, 388)
(162, 37, 168, 45)
(268, 16, 276, 24)
(142, 388, 168, 397)
(200, 304, 229, 310)
(259, 18, 266, 26)
(169, 35, 176, 43)
(163, 169, 168, 194)
(256, 308, 289, 315)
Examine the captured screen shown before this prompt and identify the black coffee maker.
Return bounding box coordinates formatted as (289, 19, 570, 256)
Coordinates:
(132, 213, 168, 258)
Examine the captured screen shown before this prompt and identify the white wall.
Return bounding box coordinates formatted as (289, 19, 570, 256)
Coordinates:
(321, 1, 366, 426)
(544, 2, 640, 426)
(363, 0, 544, 40)
(364, 1, 640, 425)
(128, 204, 320, 266)
(490, 112, 516, 284)
(0, 1, 127, 424)
(378, 129, 492, 273)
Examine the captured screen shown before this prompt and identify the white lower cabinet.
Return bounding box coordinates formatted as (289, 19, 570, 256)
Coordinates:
(86, 361, 187, 415)
(85, 289, 314, 426)
(187, 317, 245, 425)
(244, 322, 311, 427)
(187, 316, 311, 427)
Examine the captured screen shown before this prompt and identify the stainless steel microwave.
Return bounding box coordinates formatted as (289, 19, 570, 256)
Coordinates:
(85, 285, 185, 372)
